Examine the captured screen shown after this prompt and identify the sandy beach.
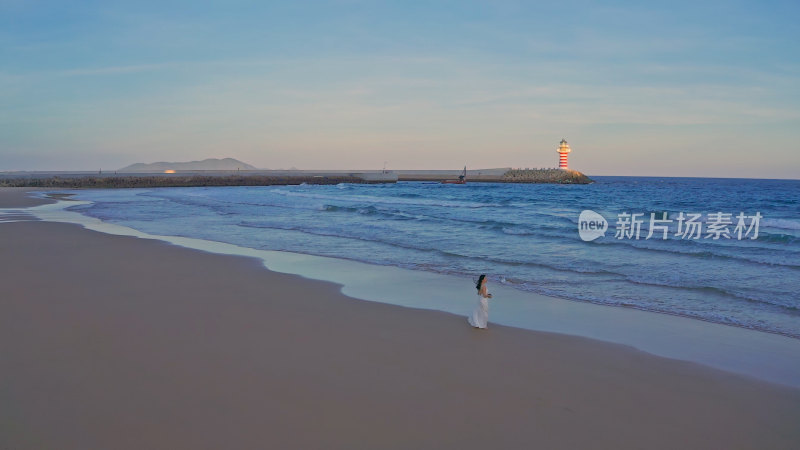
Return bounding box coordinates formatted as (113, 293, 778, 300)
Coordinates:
(2, 188, 799, 449)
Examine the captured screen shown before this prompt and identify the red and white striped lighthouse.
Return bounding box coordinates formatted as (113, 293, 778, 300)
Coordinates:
(557, 138, 571, 169)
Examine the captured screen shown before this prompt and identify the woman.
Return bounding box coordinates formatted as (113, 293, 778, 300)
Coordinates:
(468, 274, 493, 329)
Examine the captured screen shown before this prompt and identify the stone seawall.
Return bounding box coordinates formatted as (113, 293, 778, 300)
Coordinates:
(0, 174, 394, 188)
(398, 168, 592, 184)
(0, 168, 591, 187)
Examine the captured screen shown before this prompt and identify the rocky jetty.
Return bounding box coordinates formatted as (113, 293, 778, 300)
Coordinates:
(500, 168, 592, 184)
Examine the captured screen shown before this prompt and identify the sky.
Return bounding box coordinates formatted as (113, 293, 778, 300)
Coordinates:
(1, 0, 799, 177)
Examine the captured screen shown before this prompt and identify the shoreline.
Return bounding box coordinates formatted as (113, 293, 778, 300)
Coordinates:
(3, 188, 800, 448)
(11, 190, 800, 388)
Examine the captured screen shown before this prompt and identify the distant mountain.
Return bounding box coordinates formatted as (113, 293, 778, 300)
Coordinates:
(119, 158, 258, 172)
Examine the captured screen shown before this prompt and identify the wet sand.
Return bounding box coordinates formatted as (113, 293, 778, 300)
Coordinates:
(2, 188, 799, 449)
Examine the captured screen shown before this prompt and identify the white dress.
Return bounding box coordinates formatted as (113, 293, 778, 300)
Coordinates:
(468, 291, 489, 329)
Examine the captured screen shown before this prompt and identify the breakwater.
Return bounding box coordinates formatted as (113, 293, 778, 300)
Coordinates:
(0, 167, 592, 187)
(397, 168, 592, 184)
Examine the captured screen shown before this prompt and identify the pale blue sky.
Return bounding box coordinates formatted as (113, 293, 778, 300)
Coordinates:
(1, 0, 799, 177)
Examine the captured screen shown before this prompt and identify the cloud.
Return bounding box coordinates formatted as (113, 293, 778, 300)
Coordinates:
(56, 63, 177, 77)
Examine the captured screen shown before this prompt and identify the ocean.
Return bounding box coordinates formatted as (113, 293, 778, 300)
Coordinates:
(67, 176, 800, 339)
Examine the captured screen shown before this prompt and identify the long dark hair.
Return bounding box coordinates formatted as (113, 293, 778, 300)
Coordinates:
(475, 274, 486, 291)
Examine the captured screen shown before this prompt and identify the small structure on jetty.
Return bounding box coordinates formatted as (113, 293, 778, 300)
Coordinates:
(441, 166, 467, 184)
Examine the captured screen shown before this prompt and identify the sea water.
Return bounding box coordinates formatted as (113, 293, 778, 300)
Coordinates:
(66, 176, 800, 338)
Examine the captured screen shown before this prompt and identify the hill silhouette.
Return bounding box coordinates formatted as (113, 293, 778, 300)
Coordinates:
(119, 158, 257, 172)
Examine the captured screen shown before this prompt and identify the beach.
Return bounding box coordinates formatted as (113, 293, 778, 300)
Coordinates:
(2, 188, 800, 449)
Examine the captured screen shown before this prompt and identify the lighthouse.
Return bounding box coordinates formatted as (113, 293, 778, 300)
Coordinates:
(557, 138, 571, 169)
